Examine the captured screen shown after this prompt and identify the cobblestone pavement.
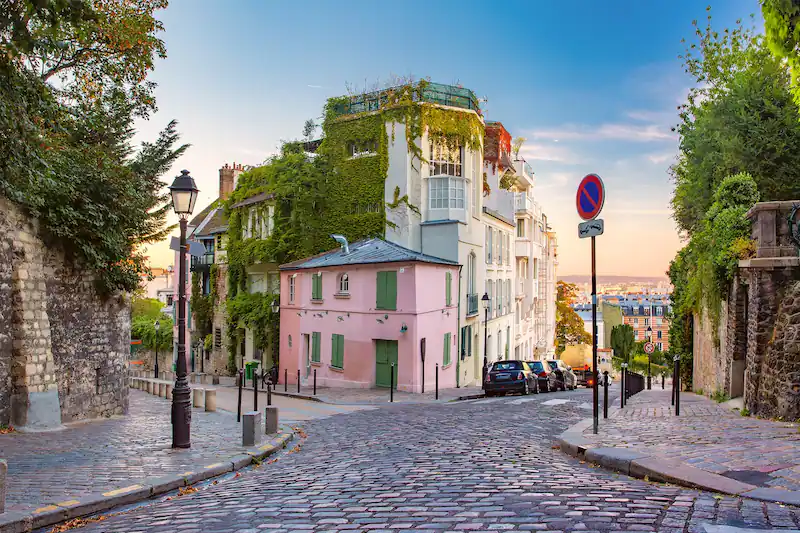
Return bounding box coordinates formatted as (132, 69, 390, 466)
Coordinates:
(210, 385, 373, 421)
(75, 388, 800, 533)
(2, 390, 290, 514)
(260, 385, 485, 405)
(582, 390, 800, 492)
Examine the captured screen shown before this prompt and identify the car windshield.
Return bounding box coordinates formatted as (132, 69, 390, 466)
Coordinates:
(528, 362, 544, 372)
(546, 361, 558, 370)
(492, 362, 522, 371)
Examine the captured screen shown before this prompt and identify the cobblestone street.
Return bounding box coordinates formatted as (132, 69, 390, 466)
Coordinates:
(72, 388, 800, 533)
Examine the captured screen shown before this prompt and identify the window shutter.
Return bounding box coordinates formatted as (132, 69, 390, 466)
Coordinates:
(386, 271, 397, 310)
(312, 332, 321, 362)
(444, 332, 451, 366)
(445, 272, 452, 306)
(337, 334, 345, 367)
(376, 272, 385, 309)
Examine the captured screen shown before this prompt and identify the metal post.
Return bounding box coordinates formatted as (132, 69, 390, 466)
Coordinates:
(267, 382, 272, 406)
(482, 306, 488, 389)
(154, 342, 159, 379)
(253, 368, 258, 412)
(647, 353, 652, 390)
(172, 218, 192, 448)
(422, 359, 425, 394)
(297, 369, 300, 393)
(671, 358, 676, 406)
(591, 235, 598, 435)
(237, 368, 243, 423)
(603, 371, 609, 419)
(435, 363, 439, 400)
(313, 369, 317, 396)
(661, 373, 665, 390)
(620, 368, 625, 408)
(675, 357, 680, 416)
(390, 363, 395, 403)
(284, 369, 288, 392)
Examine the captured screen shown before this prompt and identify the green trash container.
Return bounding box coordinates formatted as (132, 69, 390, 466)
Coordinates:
(245, 361, 259, 382)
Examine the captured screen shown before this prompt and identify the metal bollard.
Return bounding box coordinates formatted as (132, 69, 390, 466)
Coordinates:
(603, 371, 609, 419)
(284, 369, 288, 392)
(435, 363, 439, 400)
(390, 363, 394, 403)
(313, 369, 317, 395)
(661, 374, 665, 390)
(237, 369, 243, 423)
(267, 382, 272, 406)
(675, 359, 681, 416)
(253, 370, 258, 412)
(297, 369, 300, 393)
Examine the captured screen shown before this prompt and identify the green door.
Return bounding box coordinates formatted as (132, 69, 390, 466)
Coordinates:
(375, 340, 398, 389)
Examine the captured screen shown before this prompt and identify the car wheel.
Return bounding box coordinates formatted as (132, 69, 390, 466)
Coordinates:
(561, 383, 567, 392)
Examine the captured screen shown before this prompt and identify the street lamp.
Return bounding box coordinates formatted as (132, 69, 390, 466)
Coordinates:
(481, 292, 490, 388)
(646, 325, 653, 390)
(271, 299, 280, 314)
(154, 319, 160, 379)
(169, 169, 199, 449)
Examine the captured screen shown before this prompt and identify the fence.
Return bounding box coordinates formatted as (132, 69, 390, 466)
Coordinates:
(625, 371, 645, 399)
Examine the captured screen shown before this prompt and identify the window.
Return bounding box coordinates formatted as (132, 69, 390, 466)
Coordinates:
(338, 273, 349, 294)
(268, 272, 279, 293)
(203, 239, 214, 254)
(289, 275, 295, 304)
(505, 234, 510, 264)
(311, 332, 321, 363)
(467, 253, 476, 295)
(443, 332, 451, 366)
(498, 233, 503, 265)
(486, 227, 492, 264)
(497, 280, 502, 315)
(429, 143, 463, 177)
(657, 330, 663, 340)
(533, 258, 538, 279)
(644, 318, 650, 327)
(445, 271, 452, 306)
(331, 334, 344, 368)
(517, 220, 525, 238)
(506, 280, 511, 313)
(216, 234, 224, 250)
(348, 140, 377, 158)
(376, 271, 397, 310)
(429, 177, 465, 209)
(633, 318, 638, 326)
(312, 273, 322, 301)
(487, 280, 493, 318)
(635, 330, 640, 340)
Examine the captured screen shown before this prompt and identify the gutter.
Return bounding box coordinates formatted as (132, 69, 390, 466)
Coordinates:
(456, 264, 463, 388)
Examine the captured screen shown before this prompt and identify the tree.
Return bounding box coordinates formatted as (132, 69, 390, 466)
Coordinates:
(302, 118, 317, 141)
(132, 297, 165, 321)
(555, 281, 591, 355)
(511, 136, 526, 159)
(762, 0, 800, 104)
(671, 13, 800, 235)
(610, 324, 635, 364)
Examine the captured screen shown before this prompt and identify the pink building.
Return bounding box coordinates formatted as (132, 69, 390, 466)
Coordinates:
(279, 238, 460, 393)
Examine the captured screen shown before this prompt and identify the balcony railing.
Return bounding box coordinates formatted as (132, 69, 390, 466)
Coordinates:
(467, 293, 479, 316)
(515, 193, 532, 213)
(190, 253, 214, 271)
(332, 82, 481, 116)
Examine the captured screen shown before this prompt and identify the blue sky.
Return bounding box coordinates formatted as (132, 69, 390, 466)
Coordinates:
(137, 0, 762, 277)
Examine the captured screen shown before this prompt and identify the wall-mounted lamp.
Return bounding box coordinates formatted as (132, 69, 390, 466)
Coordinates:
(400, 323, 408, 333)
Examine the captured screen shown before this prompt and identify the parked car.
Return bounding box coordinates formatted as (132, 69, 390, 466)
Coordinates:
(545, 359, 577, 391)
(484, 360, 539, 396)
(526, 360, 553, 392)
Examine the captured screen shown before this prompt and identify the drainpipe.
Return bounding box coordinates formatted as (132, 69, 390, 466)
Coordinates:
(456, 264, 463, 388)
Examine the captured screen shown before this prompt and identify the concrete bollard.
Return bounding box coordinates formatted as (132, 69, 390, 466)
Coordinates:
(205, 388, 217, 412)
(146, 381, 153, 394)
(0, 458, 6, 513)
(166, 384, 173, 399)
(242, 411, 261, 447)
(192, 388, 204, 408)
(190, 374, 197, 384)
(158, 383, 166, 398)
(264, 406, 278, 435)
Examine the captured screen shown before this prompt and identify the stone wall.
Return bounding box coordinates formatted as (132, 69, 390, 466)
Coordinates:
(0, 197, 130, 429)
(209, 264, 231, 376)
(692, 304, 729, 396)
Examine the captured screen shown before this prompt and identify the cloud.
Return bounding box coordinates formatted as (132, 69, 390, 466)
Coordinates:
(518, 143, 576, 163)
(646, 152, 676, 165)
(307, 84, 323, 89)
(604, 208, 672, 216)
(528, 123, 674, 143)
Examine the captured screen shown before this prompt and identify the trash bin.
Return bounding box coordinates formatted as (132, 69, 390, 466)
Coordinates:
(245, 361, 259, 382)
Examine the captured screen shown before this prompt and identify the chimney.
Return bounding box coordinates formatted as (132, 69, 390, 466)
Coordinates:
(219, 162, 245, 200)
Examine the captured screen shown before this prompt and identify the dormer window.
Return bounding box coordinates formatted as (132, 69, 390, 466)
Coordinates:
(338, 273, 349, 294)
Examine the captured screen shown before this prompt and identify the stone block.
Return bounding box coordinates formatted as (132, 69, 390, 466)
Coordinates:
(145, 381, 153, 394)
(166, 384, 173, 399)
(242, 411, 261, 447)
(0, 458, 6, 513)
(158, 383, 166, 397)
(192, 388, 204, 408)
(264, 406, 278, 434)
(204, 389, 216, 412)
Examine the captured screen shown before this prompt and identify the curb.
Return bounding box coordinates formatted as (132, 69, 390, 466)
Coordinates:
(0, 429, 295, 533)
(556, 418, 800, 506)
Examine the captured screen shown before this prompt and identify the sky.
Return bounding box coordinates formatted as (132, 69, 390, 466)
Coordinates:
(136, 0, 763, 277)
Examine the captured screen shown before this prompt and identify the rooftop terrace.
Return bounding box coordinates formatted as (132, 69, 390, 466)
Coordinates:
(331, 82, 481, 116)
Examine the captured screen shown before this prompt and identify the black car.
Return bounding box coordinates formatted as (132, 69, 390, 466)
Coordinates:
(484, 360, 539, 396)
(545, 359, 577, 391)
(527, 360, 553, 392)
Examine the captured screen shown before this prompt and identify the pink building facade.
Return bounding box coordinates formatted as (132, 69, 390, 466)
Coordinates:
(279, 238, 460, 393)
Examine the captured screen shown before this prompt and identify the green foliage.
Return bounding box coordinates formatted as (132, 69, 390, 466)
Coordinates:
(499, 171, 516, 191)
(555, 281, 591, 355)
(131, 315, 172, 351)
(762, 0, 800, 104)
(711, 389, 731, 403)
(511, 137, 526, 159)
(0, 1, 184, 295)
(204, 333, 213, 352)
(191, 273, 212, 339)
(610, 324, 635, 365)
(740, 407, 751, 416)
(131, 297, 165, 321)
(672, 13, 800, 235)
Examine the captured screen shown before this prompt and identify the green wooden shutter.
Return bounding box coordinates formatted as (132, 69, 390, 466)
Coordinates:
(444, 332, 451, 366)
(376, 272, 385, 309)
(386, 271, 397, 310)
(312, 274, 322, 300)
(312, 332, 321, 362)
(445, 272, 452, 306)
(331, 334, 344, 368)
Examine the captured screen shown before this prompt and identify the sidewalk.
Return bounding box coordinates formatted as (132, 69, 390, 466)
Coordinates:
(558, 389, 800, 505)
(260, 384, 485, 405)
(0, 390, 293, 532)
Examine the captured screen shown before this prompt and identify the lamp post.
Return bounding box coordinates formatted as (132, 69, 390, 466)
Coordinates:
(481, 292, 490, 389)
(154, 320, 160, 379)
(646, 325, 652, 390)
(169, 169, 199, 449)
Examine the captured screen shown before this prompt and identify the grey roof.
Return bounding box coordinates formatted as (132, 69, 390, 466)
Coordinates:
(280, 238, 459, 271)
(194, 207, 228, 237)
(231, 192, 276, 209)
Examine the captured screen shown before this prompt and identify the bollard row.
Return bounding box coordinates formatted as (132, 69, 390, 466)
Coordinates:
(129, 377, 216, 412)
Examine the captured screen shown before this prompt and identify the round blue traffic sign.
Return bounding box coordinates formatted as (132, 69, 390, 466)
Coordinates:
(576, 174, 605, 221)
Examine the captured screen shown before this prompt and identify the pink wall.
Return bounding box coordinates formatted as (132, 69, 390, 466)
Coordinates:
(279, 261, 459, 393)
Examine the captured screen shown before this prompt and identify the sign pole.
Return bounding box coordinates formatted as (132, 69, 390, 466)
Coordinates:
(591, 235, 598, 435)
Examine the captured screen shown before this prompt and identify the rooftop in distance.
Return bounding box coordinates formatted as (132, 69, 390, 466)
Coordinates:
(331, 82, 481, 116)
